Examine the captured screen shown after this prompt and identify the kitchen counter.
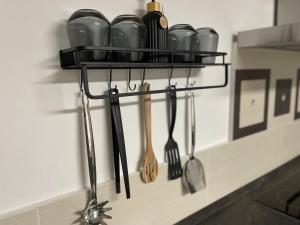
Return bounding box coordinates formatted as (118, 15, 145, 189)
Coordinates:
(176, 156, 300, 225)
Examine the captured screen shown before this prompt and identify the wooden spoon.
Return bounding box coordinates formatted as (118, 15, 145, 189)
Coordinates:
(141, 82, 158, 183)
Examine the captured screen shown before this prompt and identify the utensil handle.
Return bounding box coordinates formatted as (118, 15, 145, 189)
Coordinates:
(190, 91, 196, 158)
(110, 88, 131, 199)
(110, 105, 120, 194)
(82, 92, 97, 200)
(169, 85, 177, 138)
(143, 83, 152, 149)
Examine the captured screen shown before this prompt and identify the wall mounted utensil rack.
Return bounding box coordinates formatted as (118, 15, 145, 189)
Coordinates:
(60, 46, 230, 99)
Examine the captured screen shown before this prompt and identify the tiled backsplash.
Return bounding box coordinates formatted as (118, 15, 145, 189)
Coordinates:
(0, 210, 39, 225)
(1, 120, 300, 225)
(3, 46, 300, 225)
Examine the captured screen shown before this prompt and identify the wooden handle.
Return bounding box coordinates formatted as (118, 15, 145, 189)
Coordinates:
(141, 83, 159, 183)
(143, 83, 152, 150)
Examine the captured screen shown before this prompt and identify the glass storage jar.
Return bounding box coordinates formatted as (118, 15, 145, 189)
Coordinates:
(168, 24, 196, 63)
(192, 28, 218, 64)
(110, 15, 146, 62)
(66, 9, 110, 61)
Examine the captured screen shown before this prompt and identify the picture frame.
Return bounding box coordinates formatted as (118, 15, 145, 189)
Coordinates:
(274, 79, 292, 117)
(233, 69, 270, 140)
(295, 70, 300, 120)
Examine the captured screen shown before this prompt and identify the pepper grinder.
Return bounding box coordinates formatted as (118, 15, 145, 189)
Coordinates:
(142, 0, 168, 63)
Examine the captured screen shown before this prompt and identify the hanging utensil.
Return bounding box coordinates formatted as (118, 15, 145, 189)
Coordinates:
(141, 82, 158, 183)
(110, 88, 131, 199)
(165, 85, 183, 180)
(184, 90, 206, 194)
(81, 92, 112, 225)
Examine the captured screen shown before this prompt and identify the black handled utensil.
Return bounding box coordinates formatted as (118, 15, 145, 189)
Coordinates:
(165, 85, 183, 180)
(110, 88, 131, 199)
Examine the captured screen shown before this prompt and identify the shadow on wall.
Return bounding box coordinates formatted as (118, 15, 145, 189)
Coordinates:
(35, 16, 202, 115)
(228, 39, 239, 141)
(33, 18, 218, 191)
(77, 107, 88, 188)
(46, 13, 203, 84)
(38, 18, 201, 85)
(135, 0, 146, 17)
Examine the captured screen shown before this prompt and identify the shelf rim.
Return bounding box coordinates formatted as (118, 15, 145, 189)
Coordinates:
(61, 62, 230, 70)
(60, 46, 228, 56)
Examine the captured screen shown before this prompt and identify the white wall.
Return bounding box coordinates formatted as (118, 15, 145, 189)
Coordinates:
(0, 0, 273, 214)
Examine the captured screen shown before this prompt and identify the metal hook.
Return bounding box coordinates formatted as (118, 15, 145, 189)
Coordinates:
(108, 68, 112, 90)
(168, 67, 177, 87)
(187, 68, 196, 87)
(80, 71, 84, 93)
(108, 69, 117, 90)
(128, 69, 137, 91)
(141, 69, 150, 91)
(141, 68, 146, 86)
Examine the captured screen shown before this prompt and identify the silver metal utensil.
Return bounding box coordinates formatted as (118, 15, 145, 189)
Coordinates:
(81, 92, 112, 225)
(184, 91, 206, 194)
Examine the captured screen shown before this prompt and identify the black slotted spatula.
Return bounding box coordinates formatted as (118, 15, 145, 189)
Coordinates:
(165, 85, 183, 180)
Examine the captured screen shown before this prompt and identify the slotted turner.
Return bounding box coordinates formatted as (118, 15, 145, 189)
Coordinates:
(165, 85, 183, 180)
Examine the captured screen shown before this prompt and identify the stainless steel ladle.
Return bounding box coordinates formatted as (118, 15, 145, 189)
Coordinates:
(81, 92, 112, 225)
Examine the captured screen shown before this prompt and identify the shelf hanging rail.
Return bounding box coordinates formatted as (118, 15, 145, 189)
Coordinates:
(60, 46, 230, 100)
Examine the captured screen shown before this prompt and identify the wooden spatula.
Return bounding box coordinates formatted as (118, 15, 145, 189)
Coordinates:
(141, 82, 158, 183)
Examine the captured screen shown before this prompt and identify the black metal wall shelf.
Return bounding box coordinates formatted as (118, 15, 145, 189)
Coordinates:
(60, 46, 230, 100)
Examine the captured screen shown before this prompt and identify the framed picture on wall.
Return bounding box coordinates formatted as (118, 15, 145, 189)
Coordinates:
(233, 69, 270, 140)
(274, 79, 292, 117)
(295, 70, 300, 119)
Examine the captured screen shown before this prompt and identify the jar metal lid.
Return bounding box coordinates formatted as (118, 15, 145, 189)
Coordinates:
(169, 24, 196, 33)
(68, 9, 109, 24)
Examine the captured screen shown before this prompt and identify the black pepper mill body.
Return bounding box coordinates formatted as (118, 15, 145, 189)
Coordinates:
(142, 0, 168, 63)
